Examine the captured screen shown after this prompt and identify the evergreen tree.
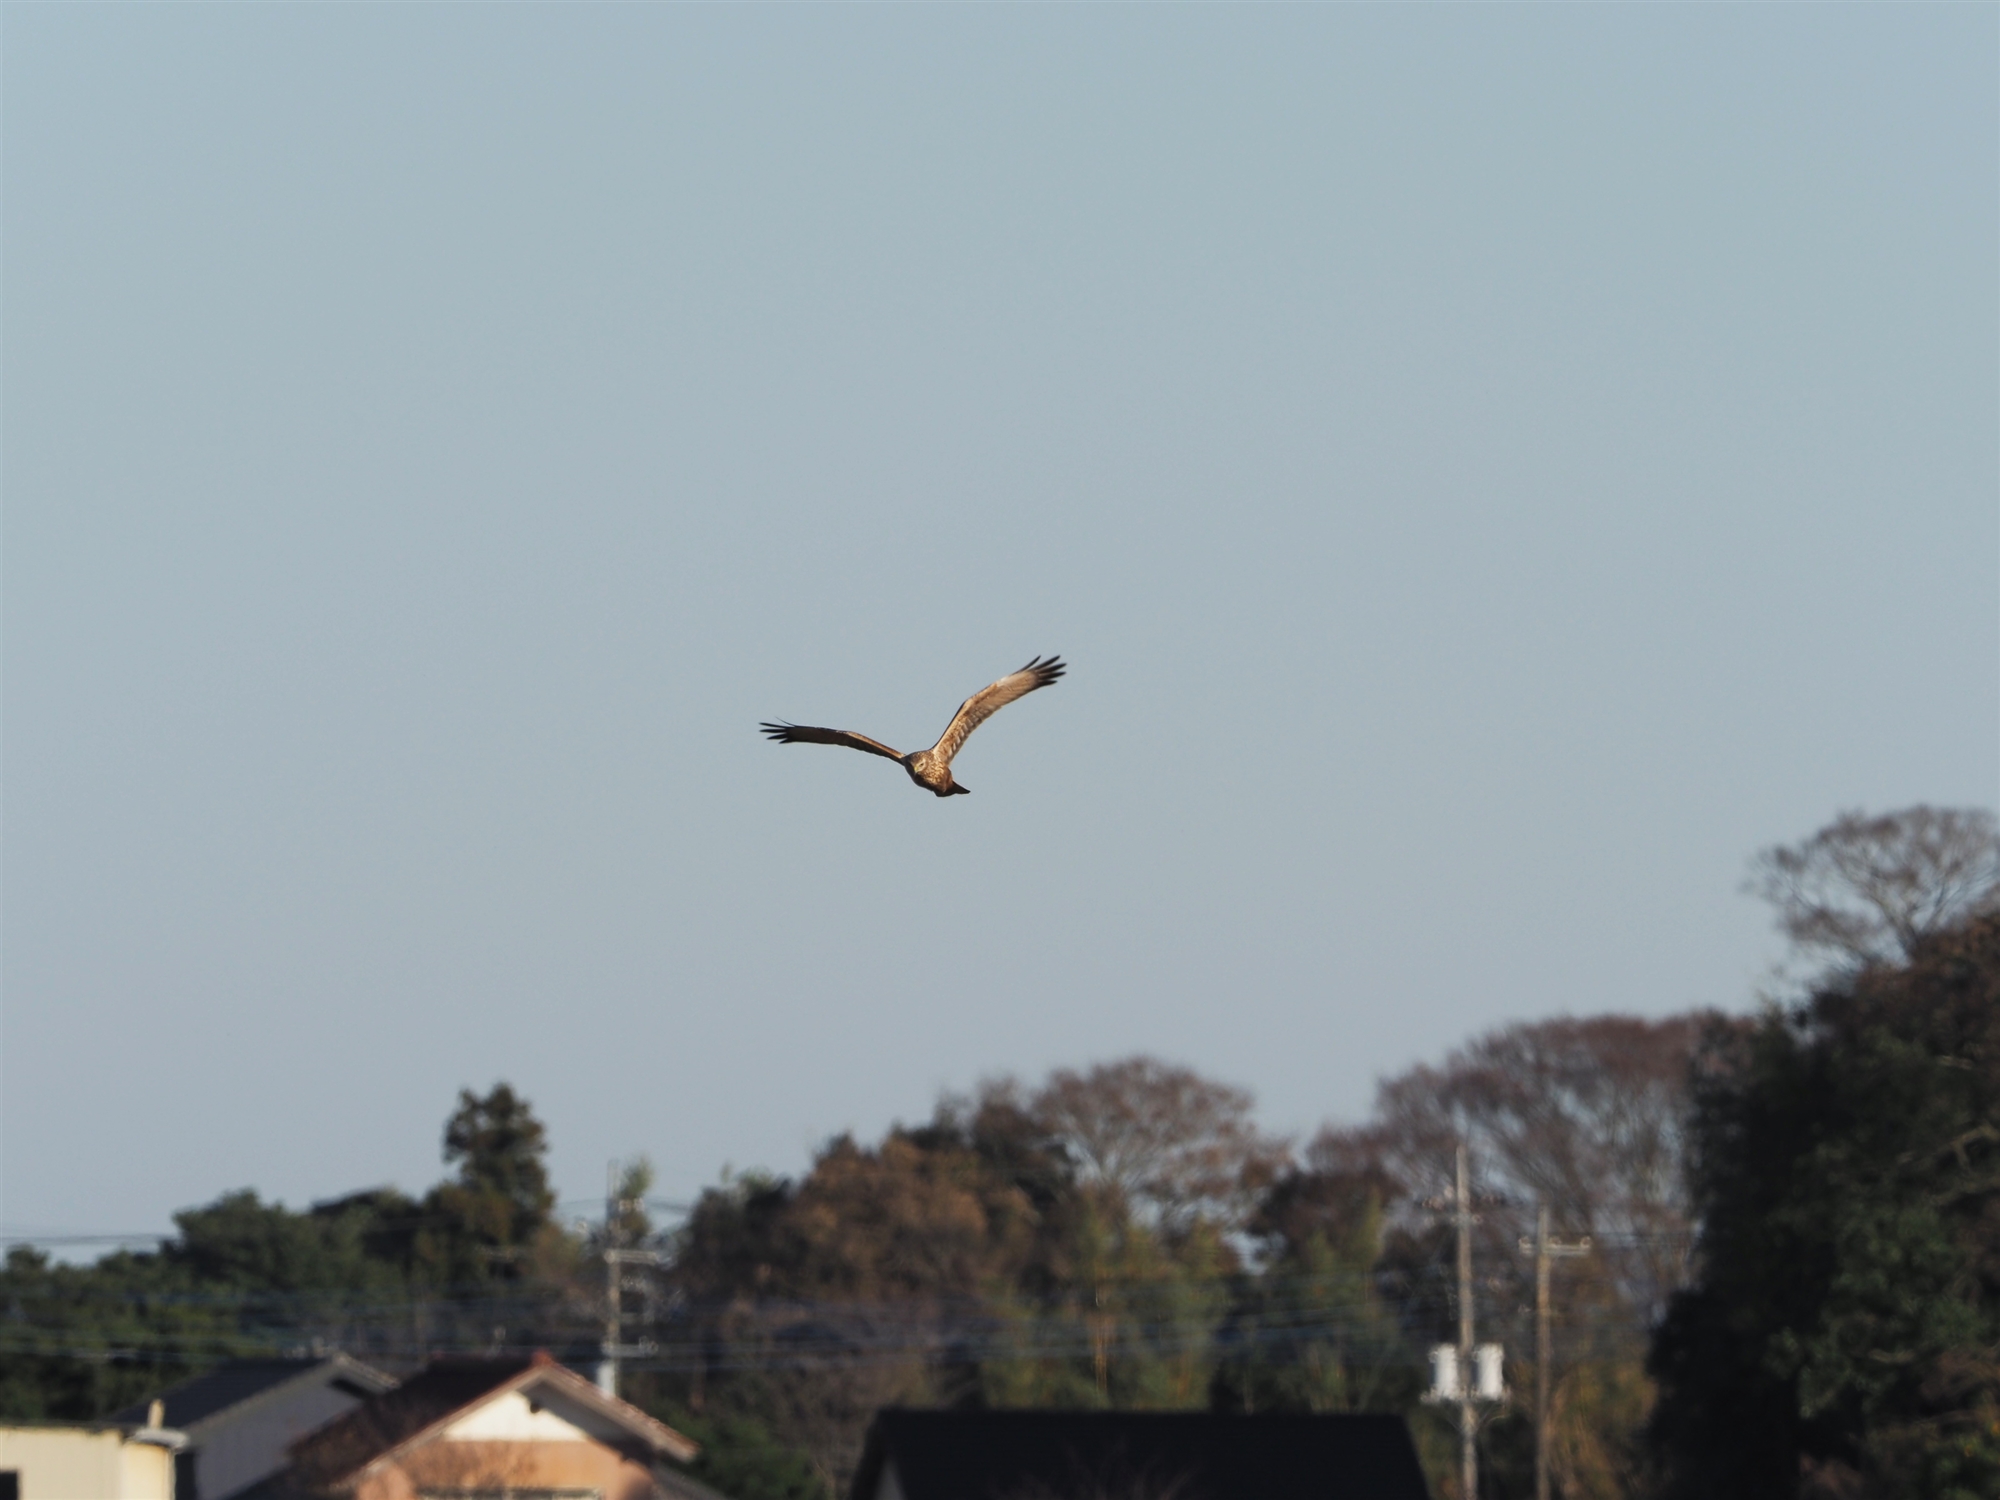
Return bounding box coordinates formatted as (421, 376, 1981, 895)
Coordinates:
(1212, 1166, 1409, 1416)
(418, 1083, 564, 1290)
(1649, 914, 2000, 1498)
(0, 1245, 219, 1419)
(0, 1084, 578, 1419)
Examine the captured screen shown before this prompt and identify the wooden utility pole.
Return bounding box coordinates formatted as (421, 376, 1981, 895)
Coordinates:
(1426, 1145, 1507, 1498)
(1520, 1204, 1591, 1500)
(1455, 1143, 1476, 1500)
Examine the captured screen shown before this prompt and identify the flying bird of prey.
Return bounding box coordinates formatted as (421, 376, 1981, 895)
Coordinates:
(762, 656, 1066, 797)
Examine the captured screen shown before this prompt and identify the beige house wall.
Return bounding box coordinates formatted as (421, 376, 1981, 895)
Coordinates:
(347, 1437, 660, 1500)
(0, 1424, 175, 1500)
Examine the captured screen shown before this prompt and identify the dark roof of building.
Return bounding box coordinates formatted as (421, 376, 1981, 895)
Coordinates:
(112, 1356, 394, 1431)
(657, 1462, 744, 1500)
(851, 1410, 1432, 1500)
(286, 1352, 697, 1489)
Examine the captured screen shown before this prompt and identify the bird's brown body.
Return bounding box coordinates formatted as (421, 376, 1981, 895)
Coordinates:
(903, 749, 961, 796)
(762, 656, 1065, 798)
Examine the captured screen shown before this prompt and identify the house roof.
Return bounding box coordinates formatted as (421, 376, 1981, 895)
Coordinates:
(112, 1355, 395, 1432)
(286, 1353, 698, 1490)
(656, 1461, 743, 1500)
(851, 1410, 1432, 1500)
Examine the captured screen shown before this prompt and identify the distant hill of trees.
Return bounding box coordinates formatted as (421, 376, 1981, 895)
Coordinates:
(6, 806, 1993, 1500)
(0, 1083, 583, 1418)
(0, 1035, 1701, 1500)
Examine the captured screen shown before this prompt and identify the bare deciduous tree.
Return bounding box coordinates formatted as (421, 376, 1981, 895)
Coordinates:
(1030, 1057, 1288, 1232)
(1748, 805, 2000, 969)
(1327, 1014, 1716, 1323)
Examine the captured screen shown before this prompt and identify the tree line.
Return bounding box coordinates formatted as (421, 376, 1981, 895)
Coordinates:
(0, 1083, 582, 1417)
(4, 806, 1995, 1500)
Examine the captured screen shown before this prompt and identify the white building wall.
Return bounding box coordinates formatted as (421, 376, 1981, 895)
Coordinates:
(440, 1387, 627, 1446)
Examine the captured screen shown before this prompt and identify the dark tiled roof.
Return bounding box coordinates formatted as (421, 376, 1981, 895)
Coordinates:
(852, 1410, 1432, 1500)
(287, 1356, 537, 1489)
(112, 1360, 336, 1429)
(657, 1463, 742, 1500)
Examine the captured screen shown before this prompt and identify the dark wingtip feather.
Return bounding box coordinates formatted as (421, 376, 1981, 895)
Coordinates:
(760, 721, 796, 742)
(1026, 654, 1066, 685)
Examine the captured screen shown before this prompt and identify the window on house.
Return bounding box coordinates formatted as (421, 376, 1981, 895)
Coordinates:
(0, 1470, 17, 1500)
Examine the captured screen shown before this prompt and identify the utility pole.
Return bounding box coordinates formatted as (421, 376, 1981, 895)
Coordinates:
(1519, 1204, 1591, 1500)
(597, 1160, 664, 1399)
(1455, 1143, 1476, 1500)
(1425, 1144, 1506, 1500)
(599, 1161, 622, 1397)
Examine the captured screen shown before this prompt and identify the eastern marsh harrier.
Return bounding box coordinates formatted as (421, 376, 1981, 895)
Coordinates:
(761, 656, 1066, 797)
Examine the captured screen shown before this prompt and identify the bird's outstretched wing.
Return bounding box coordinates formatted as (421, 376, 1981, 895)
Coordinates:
(927, 655, 1065, 766)
(760, 722, 904, 761)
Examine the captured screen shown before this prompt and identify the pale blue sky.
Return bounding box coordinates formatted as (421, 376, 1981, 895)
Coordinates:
(4, 6, 1995, 1240)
